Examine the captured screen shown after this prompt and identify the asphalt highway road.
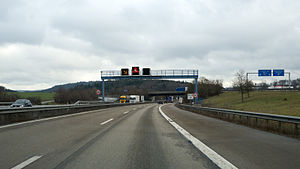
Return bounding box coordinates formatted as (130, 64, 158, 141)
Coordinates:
(0, 104, 217, 169)
(1, 103, 300, 169)
(162, 104, 300, 169)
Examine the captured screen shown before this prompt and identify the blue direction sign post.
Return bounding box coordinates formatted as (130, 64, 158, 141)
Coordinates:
(273, 69, 284, 76)
(247, 69, 291, 89)
(258, 69, 272, 76)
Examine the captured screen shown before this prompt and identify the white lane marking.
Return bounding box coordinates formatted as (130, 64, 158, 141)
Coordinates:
(123, 111, 129, 115)
(0, 109, 108, 129)
(100, 118, 114, 125)
(159, 105, 238, 169)
(11, 155, 42, 169)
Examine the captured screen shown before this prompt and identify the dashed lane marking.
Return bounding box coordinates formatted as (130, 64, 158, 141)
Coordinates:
(11, 155, 42, 169)
(100, 118, 114, 125)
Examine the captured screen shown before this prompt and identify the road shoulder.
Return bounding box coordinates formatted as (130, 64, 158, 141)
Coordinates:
(162, 104, 300, 169)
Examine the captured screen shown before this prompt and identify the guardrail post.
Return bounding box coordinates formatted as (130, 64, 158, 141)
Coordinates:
(246, 116, 249, 125)
(278, 121, 281, 132)
(295, 124, 299, 135)
(255, 117, 258, 127)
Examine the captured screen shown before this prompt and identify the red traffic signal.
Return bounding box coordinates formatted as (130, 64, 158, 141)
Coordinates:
(132, 67, 140, 75)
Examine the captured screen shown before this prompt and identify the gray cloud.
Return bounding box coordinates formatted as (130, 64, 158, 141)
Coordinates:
(1, 0, 300, 90)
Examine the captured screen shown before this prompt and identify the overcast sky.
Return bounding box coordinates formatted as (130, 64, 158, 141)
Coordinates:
(1, 0, 300, 90)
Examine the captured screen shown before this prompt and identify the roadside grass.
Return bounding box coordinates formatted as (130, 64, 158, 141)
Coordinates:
(8, 92, 55, 102)
(203, 91, 300, 117)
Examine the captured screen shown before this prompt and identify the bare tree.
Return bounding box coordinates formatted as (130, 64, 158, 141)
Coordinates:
(233, 70, 246, 103)
(245, 80, 254, 98)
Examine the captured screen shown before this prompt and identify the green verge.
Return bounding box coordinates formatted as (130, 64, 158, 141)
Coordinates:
(8, 92, 55, 102)
(203, 91, 300, 117)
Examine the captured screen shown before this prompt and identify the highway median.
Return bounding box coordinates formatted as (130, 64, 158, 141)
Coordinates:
(0, 102, 150, 126)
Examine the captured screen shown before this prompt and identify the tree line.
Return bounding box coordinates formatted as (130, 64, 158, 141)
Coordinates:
(0, 86, 41, 104)
(183, 72, 255, 104)
(54, 87, 98, 104)
(185, 77, 223, 103)
(0, 86, 19, 102)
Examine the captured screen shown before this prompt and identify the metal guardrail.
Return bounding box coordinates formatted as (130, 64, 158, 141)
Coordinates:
(41, 100, 55, 105)
(0, 102, 13, 105)
(179, 104, 300, 124)
(74, 101, 107, 105)
(0, 102, 152, 126)
(178, 104, 300, 137)
(0, 100, 116, 113)
(0, 104, 72, 113)
(0, 102, 152, 114)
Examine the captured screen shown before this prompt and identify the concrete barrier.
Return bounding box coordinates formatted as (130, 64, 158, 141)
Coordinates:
(0, 102, 151, 126)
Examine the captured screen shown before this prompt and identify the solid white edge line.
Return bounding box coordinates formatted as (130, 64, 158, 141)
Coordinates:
(11, 155, 42, 169)
(159, 105, 238, 169)
(0, 109, 108, 129)
(100, 118, 114, 125)
(123, 111, 129, 114)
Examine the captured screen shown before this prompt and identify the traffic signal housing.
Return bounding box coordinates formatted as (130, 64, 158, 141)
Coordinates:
(121, 68, 129, 76)
(143, 68, 150, 75)
(132, 67, 140, 75)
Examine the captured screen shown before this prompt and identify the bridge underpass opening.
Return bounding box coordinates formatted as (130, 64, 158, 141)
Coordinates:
(147, 91, 186, 102)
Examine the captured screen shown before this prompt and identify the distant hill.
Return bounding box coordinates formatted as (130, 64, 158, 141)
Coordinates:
(41, 81, 97, 92)
(0, 86, 16, 92)
(41, 80, 191, 95)
(5, 89, 16, 92)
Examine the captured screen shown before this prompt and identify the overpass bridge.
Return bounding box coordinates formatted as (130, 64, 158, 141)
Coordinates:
(147, 91, 186, 97)
(101, 69, 198, 103)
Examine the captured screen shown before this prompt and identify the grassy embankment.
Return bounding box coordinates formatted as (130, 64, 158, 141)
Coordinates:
(203, 91, 300, 117)
(8, 92, 55, 102)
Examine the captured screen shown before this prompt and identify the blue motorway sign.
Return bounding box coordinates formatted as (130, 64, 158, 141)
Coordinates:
(176, 87, 186, 92)
(273, 69, 284, 76)
(258, 69, 272, 76)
